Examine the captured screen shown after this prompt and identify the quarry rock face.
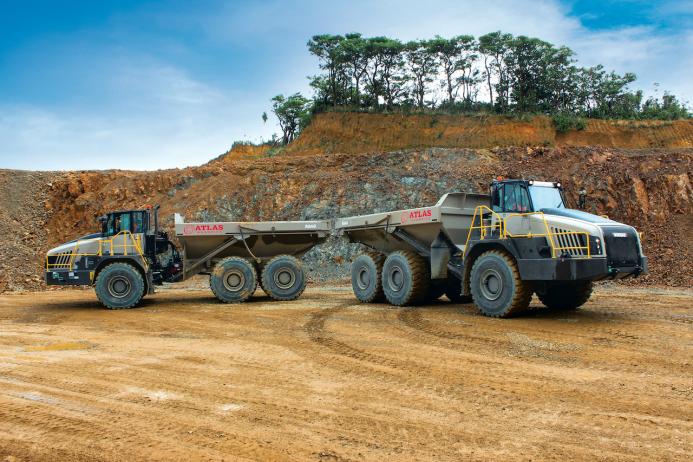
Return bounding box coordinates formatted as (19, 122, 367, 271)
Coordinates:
(1, 113, 692, 292)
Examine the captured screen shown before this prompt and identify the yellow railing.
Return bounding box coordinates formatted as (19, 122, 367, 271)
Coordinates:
(464, 206, 591, 259)
(46, 231, 148, 271)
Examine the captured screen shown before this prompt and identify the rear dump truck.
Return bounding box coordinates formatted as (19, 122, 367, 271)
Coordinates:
(336, 179, 647, 317)
(45, 206, 330, 309)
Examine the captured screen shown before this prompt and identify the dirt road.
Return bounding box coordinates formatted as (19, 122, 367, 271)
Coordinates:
(0, 285, 691, 461)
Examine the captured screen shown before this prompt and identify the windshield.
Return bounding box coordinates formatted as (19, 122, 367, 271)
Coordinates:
(529, 186, 565, 210)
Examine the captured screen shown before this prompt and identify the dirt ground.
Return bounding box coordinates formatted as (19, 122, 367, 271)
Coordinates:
(0, 284, 691, 461)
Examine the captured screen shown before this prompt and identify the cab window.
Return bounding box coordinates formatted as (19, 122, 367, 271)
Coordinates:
(105, 212, 132, 236)
(503, 183, 531, 213)
(132, 211, 147, 234)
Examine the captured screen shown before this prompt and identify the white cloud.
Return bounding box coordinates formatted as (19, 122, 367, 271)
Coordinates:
(0, 60, 270, 171)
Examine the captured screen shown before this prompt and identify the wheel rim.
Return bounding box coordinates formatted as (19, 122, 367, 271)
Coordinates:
(274, 267, 295, 289)
(479, 268, 503, 301)
(108, 276, 131, 298)
(387, 265, 404, 292)
(356, 267, 370, 290)
(223, 269, 245, 292)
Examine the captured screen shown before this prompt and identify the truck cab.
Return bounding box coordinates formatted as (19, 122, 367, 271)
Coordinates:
(45, 206, 182, 308)
(491, 179, 566, 215)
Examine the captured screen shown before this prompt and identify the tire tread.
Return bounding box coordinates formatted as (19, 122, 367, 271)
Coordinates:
(210, 256, 258, 303)
(471, 250, 532, 317)
(95, 262, 145, 310)
(261, 254, 305, 301)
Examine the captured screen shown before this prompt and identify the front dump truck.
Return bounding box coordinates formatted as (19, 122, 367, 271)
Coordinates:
(336, 179, 648, 317)
(45, 206, 330, 309)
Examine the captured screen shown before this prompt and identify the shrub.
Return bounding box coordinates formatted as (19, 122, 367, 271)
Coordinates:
(552, 113, 587, 132)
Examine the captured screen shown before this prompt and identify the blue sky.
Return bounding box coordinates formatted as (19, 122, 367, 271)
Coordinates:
(0, 0, 691, 171)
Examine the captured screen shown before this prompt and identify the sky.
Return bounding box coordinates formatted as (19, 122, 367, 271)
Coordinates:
(0, 0, 691, 171)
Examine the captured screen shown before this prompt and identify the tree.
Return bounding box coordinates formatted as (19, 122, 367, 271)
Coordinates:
(428, 35, 475, 104)
(504, 36, 575, 113)
(307, 34, 346, 107)
(456, 36, 480, 103)
(478, 31, 512, 109)
(361, 37, 393, 108)
(404, 40, 437, 107)
(339, 33, 369, 106)
(378, 39, 406, 108)
(271, 93, 312, 145)
(299, 30, 690, 120)
(640, 92, 691, 120)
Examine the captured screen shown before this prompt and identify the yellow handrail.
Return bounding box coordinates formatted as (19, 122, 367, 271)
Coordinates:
(46, 231, 149, 271)
(463, 206, 591, 259)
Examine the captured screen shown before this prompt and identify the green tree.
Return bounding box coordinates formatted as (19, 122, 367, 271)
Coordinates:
(478, 31, 512, 108)
(504, 36, 575, 113)
(429, 35, 475, 104)
(271, 93, 312, 145)
(301, 30, 690, 121)
(307, 34, 346, 107)
(404, 40, 437, 107)
(640, 93, 691, 120)
(338, 33, 369, 106)
(378, 39, 406, 108)
(361, 37, 404, 108)
(457, 36, 480, 103)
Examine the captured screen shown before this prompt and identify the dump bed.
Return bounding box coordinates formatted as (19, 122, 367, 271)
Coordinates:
(174, 214, 331, 263)
(335, 192, 489, 252)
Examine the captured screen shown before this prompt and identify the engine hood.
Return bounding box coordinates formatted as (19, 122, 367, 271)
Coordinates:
(539, 208, 620, 225)
(47, 235, 102, 256)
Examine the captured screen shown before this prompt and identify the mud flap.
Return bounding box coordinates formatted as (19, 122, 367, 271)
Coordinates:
(430, 233, 451, 280)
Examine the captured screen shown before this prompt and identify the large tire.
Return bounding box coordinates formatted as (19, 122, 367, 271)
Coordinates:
(351, 252, 385, 303)
(95, 262, 145, 309)
(261, 255, 306, 301)
(470, 250, 532, 317)
(381, 250, 430, 306)
(444, 274, 473, 303)
(210, 257, 257, 303)
(537, 281, 593, 311)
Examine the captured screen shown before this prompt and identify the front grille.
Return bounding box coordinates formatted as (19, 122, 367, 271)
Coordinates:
(603, 228, 640, 267)
(550, 226, 589, 257)
(46, 252, 73, 270)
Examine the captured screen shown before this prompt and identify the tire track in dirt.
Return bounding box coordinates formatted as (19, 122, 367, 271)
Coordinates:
(1, 327, 470, 459)
(393, 307, 692, 413)
(0, 375, 292, 461)
(299, 301, 474, 402)
(0, 354, 468, 459)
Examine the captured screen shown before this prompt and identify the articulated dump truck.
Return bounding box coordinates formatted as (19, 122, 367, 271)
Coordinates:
(45, 178, 646, 316)
(336, 179, 648, 317)
(45, 206, 330, 308)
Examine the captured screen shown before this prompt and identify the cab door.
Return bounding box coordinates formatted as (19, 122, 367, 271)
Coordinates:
(104, 212, 145, 256)
(497, 182, 533, 237)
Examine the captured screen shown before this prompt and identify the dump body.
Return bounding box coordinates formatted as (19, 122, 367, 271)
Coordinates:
(174, 214, 331, 277)
(335, 192, 488, 252)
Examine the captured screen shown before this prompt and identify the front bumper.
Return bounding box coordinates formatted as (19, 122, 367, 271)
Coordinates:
(517, 255, 648, 281)
(45, 270, 93, 286)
